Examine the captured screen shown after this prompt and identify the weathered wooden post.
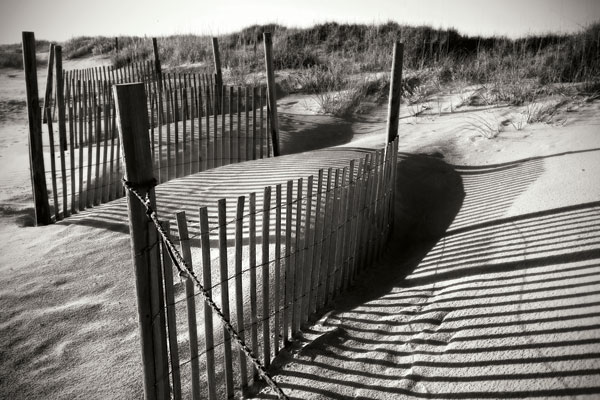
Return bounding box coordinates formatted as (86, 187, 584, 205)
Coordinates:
(263, 32, 281, 156)
(22, 32, 51, 226)
(113, 83, 169, 400)
(42, 44, 55, 123)
(115, 37, 119, 54)
(386, 42, 404, 144)
(152, 38, 162, 85)
(212, 37, 223, 113)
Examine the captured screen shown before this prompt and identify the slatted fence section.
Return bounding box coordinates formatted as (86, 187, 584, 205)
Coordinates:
(42, 67, 270, 220)
(157, 138, 398, 399)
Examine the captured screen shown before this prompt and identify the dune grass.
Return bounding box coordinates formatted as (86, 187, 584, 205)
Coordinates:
(56, 21, 600, 116)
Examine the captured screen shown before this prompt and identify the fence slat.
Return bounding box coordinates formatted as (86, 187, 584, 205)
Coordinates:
(93, 105, 101, 206)
(160, 221, 182, 400)
(46, 108, 60, 221)
(174, 89, 180, 178)
(78, 107, 84, 210)
(252, 87, 257, 160)
(309, 169, 324, 315)
(274, 184, 282, 354)
(199, 206, 218, 400)
(301, 176, 314, 323)
(318, 168, 332, 309)
(229, 86, 234, 166)
(261, 186, 271, 368)
(283, 180, 293, 345)
(292, 177, 303, 334)
(234, 196, 248, 390)
(248, 192, 259, 382)
(102, 105, 109, 203)
(68, 106, 76, 213)
(217, 199, 235, 398)
(213, 84, 218, 168)
(325, 169, 340, 306)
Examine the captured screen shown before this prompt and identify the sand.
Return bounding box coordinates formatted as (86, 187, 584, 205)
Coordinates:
(1, 56, 599, 399)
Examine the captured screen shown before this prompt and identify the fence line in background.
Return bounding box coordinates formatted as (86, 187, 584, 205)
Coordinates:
(38, 60, 270, 220)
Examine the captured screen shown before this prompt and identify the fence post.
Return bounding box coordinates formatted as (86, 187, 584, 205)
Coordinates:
(212, 37, 222, 113)
(263, 32, 281, 156)
(42, 43, 54, 123)
(115, 37, 119, 54)
(113, 83, 169, 400)
(152, 38, 162, 85)
(386, 42, 404, 144)
(22, 32, 52, 226)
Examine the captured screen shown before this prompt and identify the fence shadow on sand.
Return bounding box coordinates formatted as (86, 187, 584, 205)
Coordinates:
(255, 152, 600, 399)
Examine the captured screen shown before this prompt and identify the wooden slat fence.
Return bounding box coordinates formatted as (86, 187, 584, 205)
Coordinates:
(150, 138, 398, 399)
(42, 63, 270, 220)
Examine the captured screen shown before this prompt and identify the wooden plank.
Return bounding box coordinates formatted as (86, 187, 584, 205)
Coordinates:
(86, 104, 93, 207)
(332, 169, 346, 298)
(283, 180, 293, 345)
(182, 88, 188, 176)
(160, 221, 182, 400)
(229, 86, 233, 165)
(157, 86, 163, 183)
(350, 158, 365, 283)
(318, 168, 333, 309)
(261, 186, 271, 368)
(273, 184, 282, 354)
(108, 104, 115, 201)
(42, 43, 54, 124)
(301, 176, 314, 323)
(262, 33, 280, 156)
(259, 85, 264, 159)
(217, 200, 235, 398)
(252, 86, 257, 160)
(197, 81, 204, 172)
(325, 169, 340, 306)
(236, 87, 241, 163)
(68, 106, 76, 213)
(205, 86, 211, 170)
(335, 167, 349, 295)
(292, 177, 303, 334)
(174, 88, 179, 178)
(176, 212, 201, 400)
(309, 169, 324, 315)
(221, 85, 226, 166)
(189, 85, 195, 174)
(213, 84, 218, 168)
(166, 89, 172, 181)
(78, 107, 84, 210)
(22, 32, 51, 225)
(46, 109, 60, 221)
(234, 196, 248, 390)
(244, 87, 249, 161)
(93, 105, 101, 206)
(248, 192, 259, 382)
(102, 105, 109, 203)
(198, 206, 218, 400)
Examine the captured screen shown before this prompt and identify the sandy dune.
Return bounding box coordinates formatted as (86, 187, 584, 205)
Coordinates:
(1, 57, 600, 399)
